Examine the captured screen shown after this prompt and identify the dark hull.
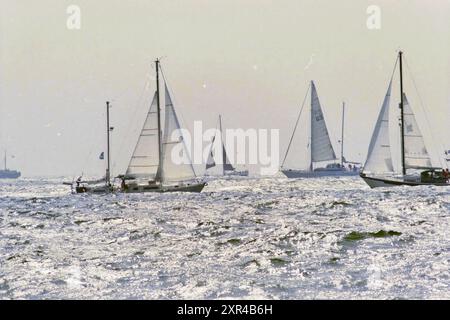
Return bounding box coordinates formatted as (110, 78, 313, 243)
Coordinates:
(122, 182, 206, 193)
(161, 182, 206, 193)
(282, 169, 359, 178)
(360, 173, 450, 188)
(205, 170, 249, 178)
(75, 185, 114, 194)
(0, 170, 21, 179)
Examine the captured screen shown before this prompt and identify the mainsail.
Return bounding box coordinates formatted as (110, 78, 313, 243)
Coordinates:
(205, 132, 234, 174)
(206, 135, 217, 170)
(161, 85, 197, 183)
(403, 93, 432, 169)
(310, 81, 336, 163)
(222, 145, 234, 171)
(205, 116, 235, 174)
(125, 92, 160, 180)
(205, 132, 225, 175)
(363, 81, 394, 174)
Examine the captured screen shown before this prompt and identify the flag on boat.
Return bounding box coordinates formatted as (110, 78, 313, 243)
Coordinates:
(99, 152, 104, 160)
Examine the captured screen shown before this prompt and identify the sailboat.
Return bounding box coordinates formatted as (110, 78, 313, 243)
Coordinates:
(281, 81, 359, 178)
(205, 115, 248, 177)
(360, 51, 448, 188)
(71, 101, 115, 193)
(119, 59, 206, 193)
(0, 150, 21, 179)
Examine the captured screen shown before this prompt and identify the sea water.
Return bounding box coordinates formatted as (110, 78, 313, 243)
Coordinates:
(1, 176, 449, 299)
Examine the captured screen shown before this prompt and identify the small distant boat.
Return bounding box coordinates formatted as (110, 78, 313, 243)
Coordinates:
(118, 59, 206, 193)
(281, 81, 359, 178)
(360, 51, 449, 188)
(71, 101, 115, 193)
(205, 115, 248, 177)
(0, 151, 21, 179)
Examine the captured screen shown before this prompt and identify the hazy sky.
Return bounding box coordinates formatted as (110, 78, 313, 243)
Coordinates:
(1, 0, 449, 177)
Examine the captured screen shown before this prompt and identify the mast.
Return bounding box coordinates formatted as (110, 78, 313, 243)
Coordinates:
(155, 59, 163, 182)
(309, 81, 314, 171)
(4, 150, 6, 170)
(341, 102, 345, 167)
(106, 101, 111, 186)
(219, 114, 223, 143)
(399, 51, 406, 175)
(219, 114, 225, 172)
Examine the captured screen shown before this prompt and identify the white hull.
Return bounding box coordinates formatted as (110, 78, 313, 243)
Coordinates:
(123, 181, 206, 193)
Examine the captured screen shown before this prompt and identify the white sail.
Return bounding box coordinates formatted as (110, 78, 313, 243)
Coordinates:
(222, 144, 234, 171)
(205, 129, 234, 175)
(125, 92, 160, 179)
(310, 81, 336, 163)
(218, 116, 234, 171)
(161, 85, 197, 183)
(205, 135, 217, 170)
(403, 94, 433, 169)
(363, 81, 394, 174)
(205, 116, 234, 175)
(205, 132, 225, 176)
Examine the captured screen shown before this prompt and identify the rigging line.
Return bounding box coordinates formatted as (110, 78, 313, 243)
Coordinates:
(159, 63, 199, 178)
(404, 56, 445, 168)
(124, 82, 156, 173)
(114, 68, 154, 174)
(390, 54, 399, 83)
(207, 115, 221, 143)
(281, 82, 311, 168)
(75, 104, 107, 179)
(78, 142, 95, 177)
(159, 63, 193, 134)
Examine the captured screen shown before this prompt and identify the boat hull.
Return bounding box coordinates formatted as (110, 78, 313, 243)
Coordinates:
(0, 170, 21, 179)
(75, 185, 114, 194)
(122, 182, 206, 193)
(282, 169, 359, 179)
(226, 170, 249, 177)
(161, 182, 206, 193)
(360, 173, 450, 188)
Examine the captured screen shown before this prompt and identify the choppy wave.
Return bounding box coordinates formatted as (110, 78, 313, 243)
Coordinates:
(1, 176, 450, 299)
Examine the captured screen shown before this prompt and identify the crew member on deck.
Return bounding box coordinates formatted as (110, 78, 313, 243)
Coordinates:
(444, 168, 450, 182)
